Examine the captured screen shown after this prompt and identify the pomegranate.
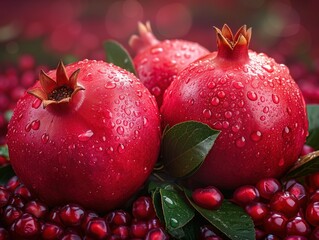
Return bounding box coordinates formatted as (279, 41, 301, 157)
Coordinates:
(129, 21, 209, 106)
(161, 25, 308, 189)
(6, 59, 161, 211)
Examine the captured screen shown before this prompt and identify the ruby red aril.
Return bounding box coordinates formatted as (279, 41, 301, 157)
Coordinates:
(0, 228, 9, 240)
(161, 25, 308, 189)
(106, 209, 131, 227)
(245, 202, 269, 226)
(0, 189, 10, 208)
(24, 200, 48, 219)
(192, 186, 224, 210)
(284, 236, 308, 240)
(59, 204, 85, 227)
(10, 213, 40, 239)
(145, 227, 169, 240)
(132, 196, 156, 220)
(41, 223, 63, 239)
(6, 59, 161, 212)
(2, 205, 22, 226)
(85, 217, 110, 239)
(232, 185, 259, 206)
(286, 216, 311, 237)
(270, 191, 300, 218)
(306, 201, 319, 226)
(256, 178, 281, 200)
(130, 221, 149, 238)
(286, 182, 308, 208)
(264, 212, 288, 237)
(130, 22, 209, 107)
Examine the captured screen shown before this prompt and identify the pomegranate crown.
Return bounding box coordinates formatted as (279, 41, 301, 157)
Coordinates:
(214, 24, 252, 60)
(28, 61, 84, 108)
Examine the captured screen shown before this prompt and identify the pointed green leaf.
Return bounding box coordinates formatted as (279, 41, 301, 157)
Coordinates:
(0, 144, 9, 159)
(185, 189, 255, 240)
(306, 104, 319, 149)
(104, 40, 136, 75)
(0, 164, 15, 185)
(161, 121, 219, 178)
(282, 150, 319, 181)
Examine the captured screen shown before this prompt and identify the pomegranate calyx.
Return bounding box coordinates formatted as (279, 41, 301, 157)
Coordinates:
(28, 61, 84, 108)
(129, 21, 160, 54)
(214, 24, 251, 60)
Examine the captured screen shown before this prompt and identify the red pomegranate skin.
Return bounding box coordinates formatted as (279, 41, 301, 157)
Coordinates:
(130, 22, 209, 107)
(161, 25, 308, 190)
(6, 59, 161, 211)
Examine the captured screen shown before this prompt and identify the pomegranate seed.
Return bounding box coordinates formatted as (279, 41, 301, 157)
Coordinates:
(106, 210, 131, 227)
(147, 217, 162, 230)
(232, 185, 259, 206)
(192, 186, 224, 210)
(81, 211, 99, 232)
(59, 204, 85, 227)
(2, 205, 22, 226)
(47, 207, 63, 225)
(284, 236, 308, 240)
(41, 223, 63, 240)
(130, 221, 148, 238)
(10, 213, 40, 239)
(14, 184, 32, 200)
(60, 233, 82, 240)
(86, 217, 110, 239)
(286, 216, 311, 237)
(306, 201, 319, 226)
(24, 200, 48, 218)
(255, 228, 266, 240)
(270, 191, 300, 218)
(0, 188, 10, 207)
(0, 228, 9, 240)
(8, 195, 25, 208)
(132, 196, 156, 220)
(5, 176, 20, 192)
(287, 182, 308, 207)
(145, 227, 169, 240)
(199, 225, 223, 240)
(263, 212, 288, 237)
(256, 178, 281, 200)
(112, 225, 130, 239)
(245, 202, 269, 225)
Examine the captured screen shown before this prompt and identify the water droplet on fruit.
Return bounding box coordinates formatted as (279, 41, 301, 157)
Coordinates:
(84, 73, 93, 81)
(260, 116, 266, 121)
(151, 47, 163, 54)
(117, 144, 125, 153)
(104, 82, 116, 89)
(212, 121, 222, 130)
(272, 94, 280, 104)
(98, 68, 107, 74)
(117, 126, 124, 135)
(263, 106, 269, 113)
(170, 218, 179, 228)
(236, 136, 246, 148)
(152, 57, 160, 63)
(107, 147, 114, 155)
(278, 158, 285, 167)
(207, 81, 216, 89)
(222, 121, 230, 128)
(151, 86, 161, 96)
(31, 120, 40, 130)
(211, 97, 220, 106)
(78, 130, 94, 142)
(247, 91, 257, 101)
(217, 91, 226, 98)
(232, 124, 240, 133)
(188, 99, 194, 105)
(136, 90, 143, 98)
(31, 98, 42, 109)
(238, 100, 245, 108)
(143, 117, 148, 126)
(41, 133, 49, 144)
(233, 81, 244, 89)
(287, 107, 292, 115)
(224, 111, 233, 119)
(25, 123, 31, 132)
(262, 64, 274, 73)
(202, 109, 212, 119)
(250, 131, 262, 142)
(283, 126, 290, 134)
(105, 109, 113, 119)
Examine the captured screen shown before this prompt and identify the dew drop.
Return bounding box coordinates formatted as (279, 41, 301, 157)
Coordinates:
(260, 116, 266, 121)
(212, 121, 223, 130)
(233, 81, 244, 89)
(217, 91, 226, 99)
(222, 121, 230, 128)
(278, 158, 285, 167)
(151, 86, 161, 97)
(202, 109, 212, 119)
(31, 120, 40, 130)
(117, 126, 124, 135)
(136, 90, 143, 98)
(163, 196, 175, 207)
(98, 68, 107, 74)
(107, 147, 114, 155)
(143, 117, 148, 126)
(152, 57, 160, 63)
(188, 99, 194, 105)
(207, 82, 216, 89)
(232, 124, 240, 133)
(272, 94, 280, 104)
(151, 47, 163, 54)
(41, 133, 49, 144)
(117, 143, 125, 153)
(211, 97, 220, 106)
(78, 130, 94, 142)
(263, 106, 269, 113)
(170, 218, 179, 228)
(105, 109, 113, 119)
(84, 72, 93, 81)
(283, 126, 290, 134)
(247, 91, 257, 101)
(224, 111, 233, 119)
(286, 107, 292, 115)
(262, 64, 274, 73)
(236, 136, 246, 148)
(104, 82, 116, 89)
(250, 131, 262, 142)
(31, 98, 42, 109)
(238, 100, 245, 108)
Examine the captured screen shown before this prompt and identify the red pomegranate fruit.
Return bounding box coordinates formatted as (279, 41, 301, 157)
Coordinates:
(6, 60, 161, 211)
(161, 25, 308, 189)
(129, 21, 209, 106)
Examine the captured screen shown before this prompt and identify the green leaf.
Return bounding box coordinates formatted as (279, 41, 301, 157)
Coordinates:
(104, 40, 136, 75)
(160, 187, 195, 238)
(161, 121, 219, 178)
(185, 189, 255, 240)
(0, 144, 9, 159)
(282, 150, 319, 180)
(0, 164, 15, 185)
(152, 188, 165, 224)
(306, 104, 319, 149)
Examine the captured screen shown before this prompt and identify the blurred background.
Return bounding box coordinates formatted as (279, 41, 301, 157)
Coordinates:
(0, 0, 318, 143)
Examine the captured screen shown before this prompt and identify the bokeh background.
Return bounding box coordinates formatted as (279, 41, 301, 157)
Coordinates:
(0, 0, 318, 143)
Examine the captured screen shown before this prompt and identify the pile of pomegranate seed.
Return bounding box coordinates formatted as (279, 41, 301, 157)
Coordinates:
(0, 175, 169, 239)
